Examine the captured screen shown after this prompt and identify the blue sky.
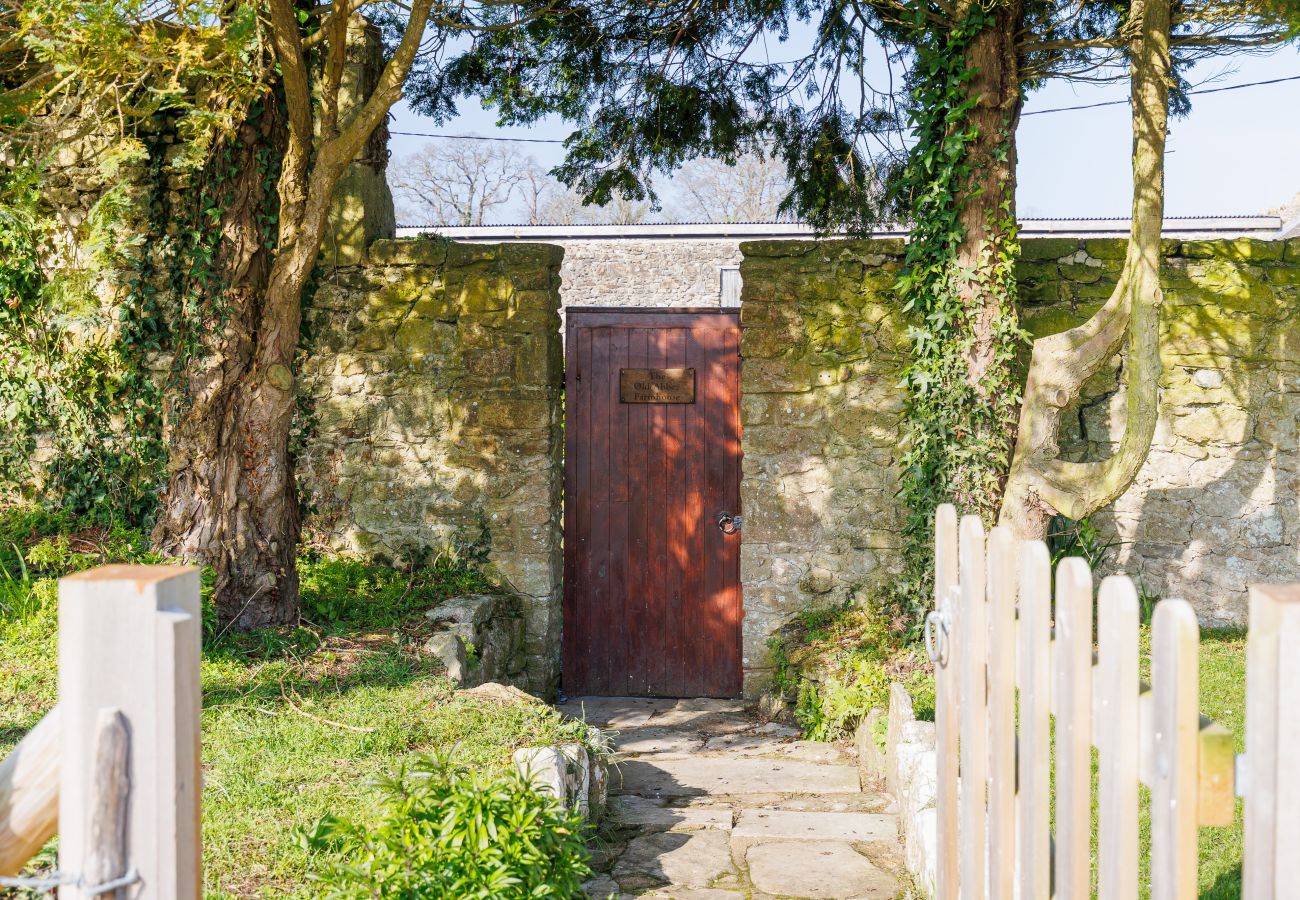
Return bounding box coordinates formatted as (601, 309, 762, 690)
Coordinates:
(387, 39, 1300, 222)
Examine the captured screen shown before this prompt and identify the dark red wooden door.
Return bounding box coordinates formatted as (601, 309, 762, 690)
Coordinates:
(564, 308, 742, 698)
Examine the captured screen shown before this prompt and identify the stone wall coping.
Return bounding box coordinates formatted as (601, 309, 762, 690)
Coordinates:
(367, 237, 564, 267)
(740, 235, 1295, 262)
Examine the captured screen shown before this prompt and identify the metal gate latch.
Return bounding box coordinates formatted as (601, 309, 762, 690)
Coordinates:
(716, 512, 742, 534)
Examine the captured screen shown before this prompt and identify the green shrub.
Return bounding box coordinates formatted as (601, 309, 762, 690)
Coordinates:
(1048, 514, 1116, 571)
(796, 655, 892, 741)
(304, 755, 591, 899)
(297, 552, 490, 629)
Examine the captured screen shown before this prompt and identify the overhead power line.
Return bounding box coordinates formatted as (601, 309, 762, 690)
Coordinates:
(1023, 72, 1300, 116)
(390, 72, 1300, 142)
(390, 130, 566, 143)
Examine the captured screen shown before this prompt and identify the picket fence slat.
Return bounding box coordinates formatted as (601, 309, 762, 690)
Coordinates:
(1015, 540, 1051, 900)
(1150, 598, 1199, 900)
(1098, 576, 1140, 900)
(1243, 585, 1300, 897)
(985, 526, 1017, 900)
(929, 515, 1299, 900)
(957, 515, 988, 900)
(1055, 558, 1092, 900)
(933, 504, 959, 900)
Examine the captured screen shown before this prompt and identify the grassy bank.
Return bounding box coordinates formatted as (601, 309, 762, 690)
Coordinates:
(0, 508, 591, 898)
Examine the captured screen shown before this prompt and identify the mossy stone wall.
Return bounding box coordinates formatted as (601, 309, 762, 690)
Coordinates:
(737, 239, 911, 696)
(737, 236, 1300, 693)
(1026, 237, 1300, 627)
(299, 238, 565, 694)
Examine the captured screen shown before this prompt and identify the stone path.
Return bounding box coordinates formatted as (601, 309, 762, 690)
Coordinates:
(558, 697, 909, 900)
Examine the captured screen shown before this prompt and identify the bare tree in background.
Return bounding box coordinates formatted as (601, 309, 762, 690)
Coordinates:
(398, 138, 808, 226)
(391, 140, 533, 225)
(673, 153, 789, 222)
(517, 159, 563, 224)
(1269, 190, 1300, 226)
(523, 176, 653, 224)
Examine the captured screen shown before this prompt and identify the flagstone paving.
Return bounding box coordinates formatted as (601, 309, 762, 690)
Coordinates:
(558, 697, 909, 900)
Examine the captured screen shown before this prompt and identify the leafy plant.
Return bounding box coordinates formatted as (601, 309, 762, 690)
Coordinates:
(297, 551, 491, 629)
(796, 655, 892, 742)
(1137, 582, 1160, 626)
(1047, 515, 1117, 570)
(304, 754, 591, 899)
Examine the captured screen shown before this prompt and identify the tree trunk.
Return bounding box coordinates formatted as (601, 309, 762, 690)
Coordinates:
(999, 0, 1170, 539)
(945, 4, 1025, 520)
(151, 97, 304, 629)
(154, 3, 433, 628)
(955, 2, 1023, 390)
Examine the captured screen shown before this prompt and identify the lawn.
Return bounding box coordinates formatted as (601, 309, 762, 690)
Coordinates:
(0, 509, 592, 898)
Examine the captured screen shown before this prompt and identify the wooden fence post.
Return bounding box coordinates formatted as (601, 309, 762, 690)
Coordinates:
(1243, 584, 1300, 898)
(933, 504, 959, 900)
(0, 707, 61, 876)
(58, 565, 201, 900)
(1150, 598, 1198, 900)
(85, 710, 129, 900)
(1054, 557, 1093, 900)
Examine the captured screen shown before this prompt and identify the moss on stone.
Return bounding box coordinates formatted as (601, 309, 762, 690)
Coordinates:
(369, 238, 450, 266)
(739, 240, 814, 259)
(1181, 238, 1284, 262)
(445, 242, 502, 267)
(1059, 262, 1105, 284)
(1021, 238, 1079, 260)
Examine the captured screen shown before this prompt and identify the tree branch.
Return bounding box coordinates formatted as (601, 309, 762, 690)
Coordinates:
(267, 0, 313, 147)
(999, 0, 1171, 537)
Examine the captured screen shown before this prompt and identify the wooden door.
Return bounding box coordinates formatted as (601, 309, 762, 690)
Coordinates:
(564, 308, 742, 698)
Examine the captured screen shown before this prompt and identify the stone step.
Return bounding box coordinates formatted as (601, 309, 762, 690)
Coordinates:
(611, 831, 739, 893)
(615, 756, 862, 798)
(731, 809, 897, 849)
(746, 841, 900, 899)
(608, 796, 733, 831)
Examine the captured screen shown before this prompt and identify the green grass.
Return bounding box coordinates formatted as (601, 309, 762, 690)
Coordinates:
(0, 509, 591, 898)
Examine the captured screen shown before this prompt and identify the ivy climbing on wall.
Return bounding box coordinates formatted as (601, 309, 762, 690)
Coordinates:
(0, 105, 283, 528)
(886, 11, 1027, 636)
(0, 155, 166, 523)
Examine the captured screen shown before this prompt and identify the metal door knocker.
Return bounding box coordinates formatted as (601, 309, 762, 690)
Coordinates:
(716, 512, 742, 534)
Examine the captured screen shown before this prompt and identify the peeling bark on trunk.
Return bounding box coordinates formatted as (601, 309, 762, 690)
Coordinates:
(151, 98, 305, 628)
(999, 0, 1171, 539)
(154, 4, 436, 628)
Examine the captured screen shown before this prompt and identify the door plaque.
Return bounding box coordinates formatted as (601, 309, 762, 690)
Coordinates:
(619, 368, 696, 404)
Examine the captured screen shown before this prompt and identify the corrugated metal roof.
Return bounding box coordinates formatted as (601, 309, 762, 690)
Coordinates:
(395, 216, 1285, 241)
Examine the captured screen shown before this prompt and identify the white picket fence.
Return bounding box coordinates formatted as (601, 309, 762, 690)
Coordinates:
(929, 503, 1299, 899)
(0, 566, 201, 899)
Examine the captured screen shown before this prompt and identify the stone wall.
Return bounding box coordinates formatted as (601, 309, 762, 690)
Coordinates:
(736, 239, 911, 694)
(298, 238, 565, 694)
(555, 238, 741, 308)
(1024, 236, 1300, 627)
(735, 237, 1300, 694)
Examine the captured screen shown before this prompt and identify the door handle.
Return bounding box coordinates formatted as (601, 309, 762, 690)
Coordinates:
(716, 512, 742, 534)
